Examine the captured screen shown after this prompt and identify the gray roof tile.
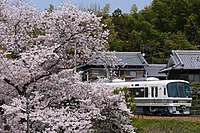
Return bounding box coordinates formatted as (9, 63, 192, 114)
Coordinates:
(89, 52, 148, 66)
(166, 50, 200, 70)
(114, 52, 148, 65)
(146, 64, 167, 77)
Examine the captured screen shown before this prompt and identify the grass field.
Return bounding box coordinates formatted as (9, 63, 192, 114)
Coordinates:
(131, 118, 200, 133)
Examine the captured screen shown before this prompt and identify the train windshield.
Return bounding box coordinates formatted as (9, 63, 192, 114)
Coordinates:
(167, 82, 191, 98)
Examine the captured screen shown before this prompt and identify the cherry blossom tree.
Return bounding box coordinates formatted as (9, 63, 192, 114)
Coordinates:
(0, 0, 135, 132)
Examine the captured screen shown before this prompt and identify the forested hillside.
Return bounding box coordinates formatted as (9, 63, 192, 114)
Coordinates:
(99, 0, 200, 63)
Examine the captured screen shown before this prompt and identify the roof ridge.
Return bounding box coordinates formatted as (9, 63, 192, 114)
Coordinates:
(114, 51, 141, 53)
(137, 53, 148, 65)
(173, 51, 184, 67)
(173, 50, 200, 53)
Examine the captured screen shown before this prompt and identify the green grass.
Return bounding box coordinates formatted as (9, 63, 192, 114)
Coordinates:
(131, 118, 200, 133)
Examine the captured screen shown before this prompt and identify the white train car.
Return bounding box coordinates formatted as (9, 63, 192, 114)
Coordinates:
(106, 78, 192, 115)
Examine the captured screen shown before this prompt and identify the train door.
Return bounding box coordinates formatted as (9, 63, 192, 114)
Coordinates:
(150, 86, 158, 104)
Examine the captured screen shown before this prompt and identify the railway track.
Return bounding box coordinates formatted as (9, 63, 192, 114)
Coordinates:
(132, 115, 200, 122)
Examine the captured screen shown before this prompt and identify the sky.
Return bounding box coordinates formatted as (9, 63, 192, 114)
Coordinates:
(30, 0, 153, 13)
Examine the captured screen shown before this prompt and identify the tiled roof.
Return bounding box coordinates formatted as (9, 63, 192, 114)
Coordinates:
(114, 52, 148, 65)
(146, 64, 167, 77)
(161, 50, 200, 72)
(89, 52, 148, 66)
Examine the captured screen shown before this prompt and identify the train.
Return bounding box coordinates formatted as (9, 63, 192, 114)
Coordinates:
(106, 78, 192, 115)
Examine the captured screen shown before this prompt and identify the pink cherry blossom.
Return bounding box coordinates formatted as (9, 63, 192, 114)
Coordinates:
(0, 0, 135, 132)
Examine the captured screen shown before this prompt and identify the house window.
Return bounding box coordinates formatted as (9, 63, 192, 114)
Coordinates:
(120, 70, 136, 77)
(91, 69, 107, 78)
(137, 70, 144, 78)
(130, 71, 136, 77)
(189, 75, 200, 82)
(124, 71, 131, 76)
(99, 70, 107, 77)
(180, 74, 200, 82)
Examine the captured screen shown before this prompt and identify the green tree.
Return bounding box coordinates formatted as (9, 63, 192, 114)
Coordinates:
(47, 4, 54, 13)
(100, 4, 110, 17)
(130, 4, 138, 14)
(100, 0, 200, 63)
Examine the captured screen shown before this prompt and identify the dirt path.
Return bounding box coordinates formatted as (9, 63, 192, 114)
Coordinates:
(132, 115, 200, 122)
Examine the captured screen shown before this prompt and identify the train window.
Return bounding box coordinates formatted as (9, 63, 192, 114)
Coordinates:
(155, 87, 158, 97)
(164, 87, 166, 95)
(151, 87, 154, 97)
(167, 82, 191, 97)
(145, 87, 148, 97)
(129, 88, 145, 97)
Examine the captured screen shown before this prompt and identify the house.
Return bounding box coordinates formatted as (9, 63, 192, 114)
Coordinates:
(146, 64, 167, 80)
(79, 52, 148, 81)
(160, 50, 200, 82)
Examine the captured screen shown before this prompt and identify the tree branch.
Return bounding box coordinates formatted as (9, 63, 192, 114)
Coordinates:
(3, 78, 23, 95)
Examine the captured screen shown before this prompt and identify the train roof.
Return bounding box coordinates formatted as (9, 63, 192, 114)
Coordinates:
(105, 79, 190, 88)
